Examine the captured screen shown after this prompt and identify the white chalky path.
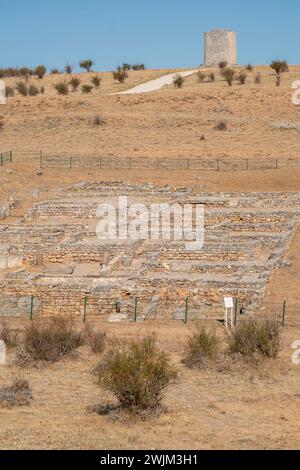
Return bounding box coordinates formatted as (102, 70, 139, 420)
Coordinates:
(116, 69, 199, 95)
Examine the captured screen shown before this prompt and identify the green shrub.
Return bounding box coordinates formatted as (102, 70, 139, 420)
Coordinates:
(94, 334, 177, 416)
(132, 64, 145, 70)
(54, 81, 69, 95)
(228, 318, 281, 359)
(173, 74, 185, 88)
(270, 60, 289, 75)
(183, 325, 219, 369)
(79, 59, 94, 72)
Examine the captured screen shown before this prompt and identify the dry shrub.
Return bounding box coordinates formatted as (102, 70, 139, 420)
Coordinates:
(35, 65, 47, 79)
(84, 324, 106, 353)
(197, 72, 206, 82)
(113, 68, 128, 83)
(69, 77, 80, 91)
(90, 75, 102, 88)
(237, 72, 247, 85)
(246, 64, 254, 72)
(228, 318, 281, 359)
(255, 73, 262, 84)
(17, 318, 83, 365)
(94, 334, 177, 417)
(270, 59, 289, 75)
(93, 114, 106, 126)
(54, 81, 69, 95)
(5, 86, 14, 97)
(215, 120, 227, 131)
(173, 74, 185, 89)
(28, 84, 39, 96)
(208, 72, 215, 82)
(0, 320, 19, 348)
(0, 379, 33, 407)
(219, 60, 228, 70)
(183, 324, 219, 369)
(221, 68, 235, 86)
(79, 59, 94, 72)
(16, 80, 28, 96)
(81, 84, 93, 94)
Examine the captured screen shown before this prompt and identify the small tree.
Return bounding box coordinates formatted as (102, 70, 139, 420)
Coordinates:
(270, 60, 289, 75)
(122, 63, 131, 71)
(35, 65, 47, 79)
(79, 59, 94, 72)
(173, 74, 185, 88)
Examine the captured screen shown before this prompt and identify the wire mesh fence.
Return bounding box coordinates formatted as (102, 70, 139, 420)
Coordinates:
(0, 150, 13, 165)
(4, 151, 300, 172)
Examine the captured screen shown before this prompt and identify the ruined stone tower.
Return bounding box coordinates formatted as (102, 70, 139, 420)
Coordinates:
(204, 29, 237, 66)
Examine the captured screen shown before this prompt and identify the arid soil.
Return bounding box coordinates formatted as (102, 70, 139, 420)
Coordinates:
(0, 65, 300, 450)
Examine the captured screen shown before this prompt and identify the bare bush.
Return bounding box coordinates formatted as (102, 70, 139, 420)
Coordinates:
(0, 321, 19, 347)
(255, 73, 262, 84)
(69, 77, 80, 91)
(28, 84, 39, 96)
(5, 86, 14, 97)
(197, 72, 206, 82)
(93, 114, 106, 126)
(219, 60, 228, 70)
(54, 81, 69, 95)
(94, 334, 177, 417)
(173, 74, 185, 89)
(16, 80, 28, 96)
(16, 318, 84, 365)
(237, 72, 247, 85)
(64, 64, 73, 74)
(246, 64, 254, 72)
(90, 75, 102, 88)
(81, 84, 93, 94)
(113, 68, 128, 83)
(208, 72, 215, 82)
(215, 120, 227, 131)
(228, 318, 281, 359)
(84, 325, 106, 353)
(183, 324, 219, 369)
(221, 68, 235, 86)
(0, 379, 33, 407)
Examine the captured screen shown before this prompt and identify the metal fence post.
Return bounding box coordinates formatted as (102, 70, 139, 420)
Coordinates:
(30, 295, 34, 321)
(0, 154, 2, 166)
(134, 298, 138, 322)
(184, 297, 189, 324)
(282, 300, 287, 327)
(9, 150, 12, 163)
(234, 298, 238, 326)
(83, 296, 87, 323)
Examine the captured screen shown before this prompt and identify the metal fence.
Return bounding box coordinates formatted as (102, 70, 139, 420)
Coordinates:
(37, 154, 300, 171)
(0, 295, 297, 327)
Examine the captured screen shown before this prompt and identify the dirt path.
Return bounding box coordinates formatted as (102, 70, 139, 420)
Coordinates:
(116, 69, 199, 94)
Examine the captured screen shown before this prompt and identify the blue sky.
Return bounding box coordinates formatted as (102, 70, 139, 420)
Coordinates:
(1, 0, 299, 70)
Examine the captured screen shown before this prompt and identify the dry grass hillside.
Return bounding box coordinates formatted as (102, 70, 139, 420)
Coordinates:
(1, 65, 300, 158)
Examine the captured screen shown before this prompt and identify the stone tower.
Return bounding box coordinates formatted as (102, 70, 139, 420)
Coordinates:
(204, 29, 237, 66)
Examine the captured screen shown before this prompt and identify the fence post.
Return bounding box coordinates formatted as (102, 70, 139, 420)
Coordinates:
(184, 297, 189, 324)
(134, 298, 138, 322)
(234, 298, 238, 326)
(30, 295, 34, 321)
(0, 154, 2, 166)
(9, 150, 12, 163)
(83, 296, 87, 323)
(282, 300, 287, 327)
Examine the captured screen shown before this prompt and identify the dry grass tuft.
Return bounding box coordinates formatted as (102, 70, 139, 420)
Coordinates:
(0, 378, 33, 407)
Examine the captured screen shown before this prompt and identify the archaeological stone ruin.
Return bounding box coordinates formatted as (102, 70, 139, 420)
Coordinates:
(0, 182, 299, 321)
(204, 29, 237, 66)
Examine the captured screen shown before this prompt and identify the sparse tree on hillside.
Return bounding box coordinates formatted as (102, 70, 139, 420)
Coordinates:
(35, 65, 47, 79)
(173, 74, 185, 89)
(113, 67, 128, 83)
(79, 59, 94, 72)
